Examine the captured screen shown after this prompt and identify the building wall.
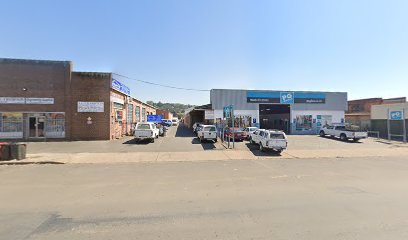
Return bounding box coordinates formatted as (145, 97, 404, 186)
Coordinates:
(348, 98, 382, 113)
(346, 98, 406, 130)
(371, 103, 408, 141)
(0, 58, 72, 140)
(157, 109, 173, 119)
(70, 72, 111, 140)
(371, 103, 408, 120)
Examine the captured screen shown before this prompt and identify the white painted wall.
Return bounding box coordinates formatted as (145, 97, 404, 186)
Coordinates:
(371, 103, 408, 120)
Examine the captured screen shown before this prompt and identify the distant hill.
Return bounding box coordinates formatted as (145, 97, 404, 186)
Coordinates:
(147, 101, 196, 118)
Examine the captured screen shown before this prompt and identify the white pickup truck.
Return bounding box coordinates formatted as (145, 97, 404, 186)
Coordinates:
(250, 129, 288, 153)
(134, 122, 160, 143)
(197, 125, 218, 143)
(319, 125, 368, 142)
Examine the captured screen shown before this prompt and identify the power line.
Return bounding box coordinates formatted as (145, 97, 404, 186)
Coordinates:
(112, 73, 210, 92)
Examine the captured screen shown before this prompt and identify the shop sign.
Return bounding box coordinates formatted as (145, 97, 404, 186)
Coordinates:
(0, 97, 54, 104)
(280, 92, 294, 104)
(110, 96, 125, 104)
(389, 111, 403, 120)
(0, 97, 25, 104)
(25, 98, 54, 104)
(147, 115, 163, 123)
(77, 102, 105, 113)
(223, 105, 233, 119)
(247, 91, 326, 104)
(205, 110, 214, 120)
(112, 78, 131, 95)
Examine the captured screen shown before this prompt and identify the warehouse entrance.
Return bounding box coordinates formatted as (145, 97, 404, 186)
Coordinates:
(259, 104, 291, 133)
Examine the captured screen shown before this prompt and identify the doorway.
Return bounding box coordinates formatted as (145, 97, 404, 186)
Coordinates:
(259, 104, 291, 133)
(29, 115, 45, 138)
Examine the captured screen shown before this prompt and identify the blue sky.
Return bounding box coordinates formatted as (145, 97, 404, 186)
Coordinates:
(1, 0, 407, 105)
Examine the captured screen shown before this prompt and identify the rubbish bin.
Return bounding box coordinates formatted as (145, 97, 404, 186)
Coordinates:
(9, 143, 27, 160)
(0, 142, 11, 161)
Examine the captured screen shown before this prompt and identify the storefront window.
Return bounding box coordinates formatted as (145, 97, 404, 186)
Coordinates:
(296, 115, 313, 131)
(135, 106, 141, 122)
(127, 104, 133, 123)
(116, 111, 123, 122)
(0, 113, 23, 138)
(45, 113, 65, 138)
(142, 108, 146, 122)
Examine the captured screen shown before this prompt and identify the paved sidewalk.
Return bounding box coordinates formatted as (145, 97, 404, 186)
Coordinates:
(1, 146, 406, 165)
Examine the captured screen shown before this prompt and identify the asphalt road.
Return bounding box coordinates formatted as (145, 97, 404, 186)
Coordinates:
(1, 156, 408, 239)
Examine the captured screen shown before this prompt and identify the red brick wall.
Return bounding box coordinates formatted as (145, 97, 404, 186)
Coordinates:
(70, 72, 111, 140)
(0, 59, 73, 139)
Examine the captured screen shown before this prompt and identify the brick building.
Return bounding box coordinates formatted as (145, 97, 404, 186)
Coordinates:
(0, 58, 156, 141)
(346, 97, 406, 130)
(156, 109, 174, 120)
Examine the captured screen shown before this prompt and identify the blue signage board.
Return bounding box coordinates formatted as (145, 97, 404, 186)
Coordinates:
(390, 111, 403, 120)
(247, 91, 326, 104)
(223, 105, 233, 118)
(112, 78, 131, 95)
(280, 92, 294, 104)
(147, 115, 163, 123)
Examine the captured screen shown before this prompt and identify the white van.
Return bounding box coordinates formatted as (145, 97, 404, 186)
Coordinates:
(197, 125, 218, 143)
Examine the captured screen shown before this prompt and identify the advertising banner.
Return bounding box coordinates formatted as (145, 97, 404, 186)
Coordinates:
(389, 111, 403, 120)
(205, 110, 214, 120)
(247, 91, 326, 104)
(147, 115, 163, 123)
(112, 78, 131, 95)
(77, 102, 104, 113)
(0, 97, 54, 104)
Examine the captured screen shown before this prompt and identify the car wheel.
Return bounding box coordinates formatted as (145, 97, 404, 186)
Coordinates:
(353, 138, 359, 142)
(250, 139, 254, 144)
(214, 138, 218, 143)
(259, 143, 265, 152)
(319, 131, 325, 137)
(151, 138, 155, 143)
(340, 134, 347, 141)
(275, 150, 282, 155)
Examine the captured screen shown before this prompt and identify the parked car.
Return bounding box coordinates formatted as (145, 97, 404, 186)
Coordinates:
(224, 127, 247, 141)
(319, 124, 368, 142)
(251, 129, 288, 153)
(162, 119, 172, 127)
(243, 127, 259, 140)
(197, 125, 218, 143)
(134, 122, 160, 143)
(171, 118, 179, 126)
(249, 129, 265, 144)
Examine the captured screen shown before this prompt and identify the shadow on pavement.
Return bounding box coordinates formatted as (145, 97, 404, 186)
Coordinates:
(122, 138, 151, 145)
(175, 124, 196, 138)
(191, 138, 217, 150)
(245, 142, 282, 157)
(319, 136, 363, 144)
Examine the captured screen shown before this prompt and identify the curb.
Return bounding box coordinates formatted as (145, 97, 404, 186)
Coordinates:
(0, 161, 65, 165)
